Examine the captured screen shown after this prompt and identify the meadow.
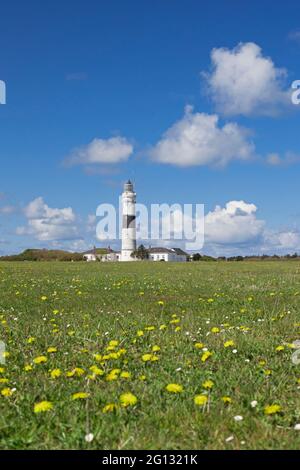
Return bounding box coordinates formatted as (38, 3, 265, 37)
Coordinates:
(1, 260, 300, 450)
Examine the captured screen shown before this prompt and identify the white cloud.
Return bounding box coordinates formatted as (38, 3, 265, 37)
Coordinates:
(66, 136, 133, 166)
(266, 151, 300, 166)
(276, 231, 300, 249)
(0, 205, 16, 215)
(263, 230, 300, 252)
(204, 42, 290, 116)
(86, 214, 97, 233)
(145, 200, 264, 252)
(204, 200, 265, 245)
(202, 201, 300, 255)
(288, 30, 300, 43)
(18, 197, 79, 241)
(149, 106, 254, 167)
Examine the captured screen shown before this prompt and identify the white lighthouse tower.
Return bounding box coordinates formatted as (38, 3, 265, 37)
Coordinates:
(121, 180, 136, 261)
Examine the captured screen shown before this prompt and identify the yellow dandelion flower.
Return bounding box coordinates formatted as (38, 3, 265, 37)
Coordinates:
(106, 369, 120, 381)
(159, 324, 167, 330)
(119, 392, 138, 407)
(94, 354, 102, 362)
(158, 301, 164, 306)
(102, 403, 118, 413)
(201, 351, 212, 362)
(47, 347, 57, 353)
(211, 327, 220, 334)
(50, 368, 61, 379)
(224, 340, 235, 348)
(0, 367, 5, 374)
(1, 387, 13, 397)
(165, 383, 183, 393)
(33, 355, 47, 364)
(27, 337, 36, 344)
(137, 330, 144, 337)
(89, 365, 104, 376)
(152, 345, 160, 352)
(275, 345, 285, 352)
(194, 395, 208, 406)
(24, 364, 33, 372)
(221, 396, 232, 404)
(66, 367, 85, 377)
(145, 326, 155, 331)
(34, 401, 53, 413)
(41, 296, 47, 301)
(202, 380, 214, 390)
(142, 353, 152, 362)
(175, 326, 181, 332)
(108, 352, 119, 359)
(194, 342, 204, 349)
(0, 378, 9, 384)
(139, 375, 146, 381)
(151, 355, 159, 362)
(120, 371, 131, 379)
(72, 392, 90, 400)
(264, 404, 281, 415)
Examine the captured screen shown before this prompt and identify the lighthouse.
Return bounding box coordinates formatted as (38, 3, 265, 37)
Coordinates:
(121, 180, 136, 261)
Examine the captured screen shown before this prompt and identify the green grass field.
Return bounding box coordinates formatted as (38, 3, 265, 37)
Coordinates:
(1, 260, 300, 450)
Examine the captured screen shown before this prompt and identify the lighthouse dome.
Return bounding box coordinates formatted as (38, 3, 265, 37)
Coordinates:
(124, 180, 134, 192)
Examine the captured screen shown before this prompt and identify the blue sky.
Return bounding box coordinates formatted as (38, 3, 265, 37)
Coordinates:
(1, 0, 300, 255)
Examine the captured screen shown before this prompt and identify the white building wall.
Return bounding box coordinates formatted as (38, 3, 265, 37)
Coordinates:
(83, 254, 97, 262)
(150, 252, 187, 262)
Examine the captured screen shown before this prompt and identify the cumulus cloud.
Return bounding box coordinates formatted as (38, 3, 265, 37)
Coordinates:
(203, 201, 300, 255)
(203, 42, 290, 116)
(66, 136, 134, 166)
(275, 231, 300, 249)
(17, 197, 79, 241)
(263, 229, 300, 252)
(149, 106, 255, 167)
(146, 200, 264, 252)
(204, 200, 265, 245)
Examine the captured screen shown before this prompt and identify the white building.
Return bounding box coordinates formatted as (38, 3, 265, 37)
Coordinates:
(83, 253, 97, 262)
(148, 247, 188, 262)
(101, 251, 121, 262)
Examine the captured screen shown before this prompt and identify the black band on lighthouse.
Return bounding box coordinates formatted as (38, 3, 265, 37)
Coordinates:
(123, 214, 136, 229)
